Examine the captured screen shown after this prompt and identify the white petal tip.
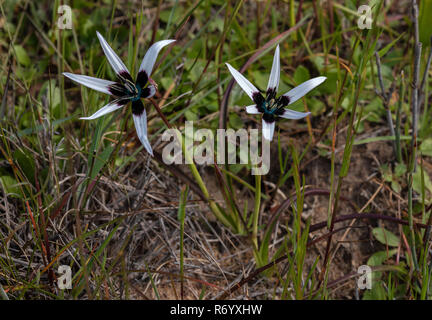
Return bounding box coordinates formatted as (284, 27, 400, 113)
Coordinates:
(245, 105, 260, 114)
(96, 31, 106, 43)
(142, 144, 154, 156)
(262, 120, 275, 141)
(225, 63, 259, 100)
(157, 39, 176, 47)
(96, 32, 103, 42)
(262, 133, 273, 141)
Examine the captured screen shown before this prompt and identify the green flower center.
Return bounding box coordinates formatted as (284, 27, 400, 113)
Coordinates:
(130, 84, 142, 102)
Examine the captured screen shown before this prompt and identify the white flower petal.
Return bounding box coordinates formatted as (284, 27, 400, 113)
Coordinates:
(283, 76, 327, 105)
(245, 105, 260, 114)
(262, 119, 275, 141)
(133, 110, 153, 156)
(96, 31, 131, 79)
(138, 39, 176, 77)
(226, 63, 260, 100)
(145, 84, 157, 99)
(278, 109, 311, 120)
(267, 45, 280, 93)
(79, 99, 128, 120)
(63, 73, 116, 95)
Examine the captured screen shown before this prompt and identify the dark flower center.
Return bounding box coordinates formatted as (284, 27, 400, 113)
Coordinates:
(129, 84, 142, 102)
(107, 70, 155, 104)
(252, 89, 290, 121)
(108, 80, 147, 101)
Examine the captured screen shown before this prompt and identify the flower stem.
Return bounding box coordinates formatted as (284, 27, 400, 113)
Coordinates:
(252, 174, 261, 250)
(149, 98, 231, 227)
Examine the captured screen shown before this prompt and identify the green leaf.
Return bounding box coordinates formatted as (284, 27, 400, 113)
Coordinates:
(413, 167, 432, 195)
(13, 45, 31, 66)
(367, 249, 398, 282)
(354, 135, 411, 145)
(381, 164, 392, 182)
(308, 98, 325, 114)
(229, 113, 244, 129)
(251, 70, 268, 91)
(394, 163, 406, 177)
(391, 180, 401, 193)
(13, 149, 35, 183)
(420, 138, 432, 157)
(378, 32, 405, 57)
(0, 175, 22, 198)
(372, 228, 400, 247)
(419, 0, 432, 46)
(367, 249, 398, 266)
(90, 145, 114, 180)
(185, 109, 199, 121)
(228, 164, 244, 174)
(362, 281, 387, 300)
(293, 65, 310, 84)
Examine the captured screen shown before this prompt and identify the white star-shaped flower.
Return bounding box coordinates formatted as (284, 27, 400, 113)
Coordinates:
(64, 31, 175, 155)
(226, 45, 326, 141)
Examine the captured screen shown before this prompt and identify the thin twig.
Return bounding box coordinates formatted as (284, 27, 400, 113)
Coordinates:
(395, 71, 405, 163)
(149, 98, 172, 129)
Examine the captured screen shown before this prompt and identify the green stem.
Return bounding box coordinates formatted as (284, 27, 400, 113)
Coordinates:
(150, 98, 231, 227)
(183, 135, 231, 227)
(252, 174, 261, 250)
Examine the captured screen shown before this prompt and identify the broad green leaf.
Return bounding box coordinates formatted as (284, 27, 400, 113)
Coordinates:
(14, 45, 31, 66)
(394, 163, 406, 177)
(367, 249, 398, 266)
(0, 175, 22, 198)
(413, 167, 432, 195)
(251, 70, 268, 91)
(362, 281, 387, 300)
(391, 180, 401, 193)
(293, 65, 310, 84)
(372, 228, 400, 247)
(228, 113, 243, 129)
(420, 138, 432, 157)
